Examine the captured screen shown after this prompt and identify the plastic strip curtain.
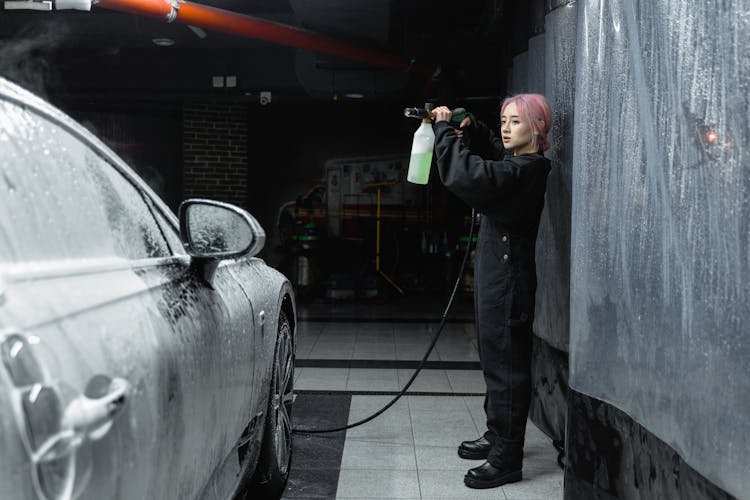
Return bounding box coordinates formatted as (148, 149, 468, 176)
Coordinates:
(534, 2, 578, 353)
(569, 0, 750, 496)
(511, 52, 529, 93)
(526, 34, 546, 95)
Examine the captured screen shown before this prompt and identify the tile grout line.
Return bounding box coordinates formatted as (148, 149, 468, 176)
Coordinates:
(461, 395, 480, 438)
(350, 323, 360, 364)
(334, 394, 350, 500)
(350, 323, 360, 362)
(344, 325, 353, 390)
(306, 326, 323, 358)
(405, 394, 423, 500)
(344, 365, 352, 392)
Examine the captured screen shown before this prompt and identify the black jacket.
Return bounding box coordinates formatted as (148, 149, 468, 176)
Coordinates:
(433, 118, 551, 241)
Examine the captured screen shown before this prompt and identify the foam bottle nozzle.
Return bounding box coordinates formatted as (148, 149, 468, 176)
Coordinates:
(403, 106, 467, 123)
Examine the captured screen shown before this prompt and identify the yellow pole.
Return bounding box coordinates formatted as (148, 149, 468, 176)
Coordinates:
(378, 269, 404, 295)
(369, 183, 404, 295)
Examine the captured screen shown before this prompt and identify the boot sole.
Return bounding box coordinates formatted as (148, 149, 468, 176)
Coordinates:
(463, 469, 522, 489)
(457, 447, 490, 460)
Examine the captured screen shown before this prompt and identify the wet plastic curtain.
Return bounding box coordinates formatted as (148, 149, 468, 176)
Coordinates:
(526, 34, 546, 94)
(534, 3, 578, 353)
(511, 52, 529, 93)
(569, 0, 750, 497)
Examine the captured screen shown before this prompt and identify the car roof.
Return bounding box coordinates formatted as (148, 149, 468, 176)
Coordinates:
(0, 76, 179, 225)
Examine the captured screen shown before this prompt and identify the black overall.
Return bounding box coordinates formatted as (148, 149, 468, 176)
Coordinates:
(433, 119, 551, 468)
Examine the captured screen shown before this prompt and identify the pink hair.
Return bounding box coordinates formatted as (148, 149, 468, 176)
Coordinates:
(500, 93, 552, 152)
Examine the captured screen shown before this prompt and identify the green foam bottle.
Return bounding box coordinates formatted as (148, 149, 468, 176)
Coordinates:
(407, 118, 434, 185)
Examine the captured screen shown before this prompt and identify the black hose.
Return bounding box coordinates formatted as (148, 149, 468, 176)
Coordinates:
(293, 209, 477, 434)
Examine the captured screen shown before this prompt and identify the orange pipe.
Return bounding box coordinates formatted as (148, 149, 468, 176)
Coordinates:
(94, 0, 173, 19)
(95, 0, 436, 78)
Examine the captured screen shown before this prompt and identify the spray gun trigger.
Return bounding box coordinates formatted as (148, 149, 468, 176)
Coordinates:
(451, 108, 467, 123)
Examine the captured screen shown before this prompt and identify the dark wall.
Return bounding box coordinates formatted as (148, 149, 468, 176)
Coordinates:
(68, 102, 183, 211)
(183, 103, 249, 210)
(244, 100, 415, 241)
(242, 98, 500, 268)
(243, 99, 417, 269)
(504, 0, 576, 451)
(529, 0, 578, 447)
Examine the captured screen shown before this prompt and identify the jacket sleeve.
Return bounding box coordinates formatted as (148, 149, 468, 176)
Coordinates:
(433, 121, 527, 214)
(462, 112, 506, 161)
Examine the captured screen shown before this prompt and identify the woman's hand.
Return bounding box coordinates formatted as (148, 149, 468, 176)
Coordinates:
(431, 107, 473, 127)
(431, 106, 452, 123)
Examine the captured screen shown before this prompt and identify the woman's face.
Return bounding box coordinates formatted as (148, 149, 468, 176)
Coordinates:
(500, 102, 535, 155)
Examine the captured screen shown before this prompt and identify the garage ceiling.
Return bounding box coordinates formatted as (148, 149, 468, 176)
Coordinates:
(0, 0, 512, 103)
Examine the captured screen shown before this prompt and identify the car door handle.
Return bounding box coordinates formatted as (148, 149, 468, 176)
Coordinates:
(62, 377, 132, 440)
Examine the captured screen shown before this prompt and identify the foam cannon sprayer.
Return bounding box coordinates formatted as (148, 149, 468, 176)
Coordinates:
(404, 104, 466, 184)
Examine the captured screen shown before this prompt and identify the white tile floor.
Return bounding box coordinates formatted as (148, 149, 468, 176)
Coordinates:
(296, 322, 479, 363)
(334, 396, 562, 500)
(293, 313, 564, 499)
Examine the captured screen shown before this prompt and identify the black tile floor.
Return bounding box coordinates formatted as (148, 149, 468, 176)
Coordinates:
(284, 394, 351, 499)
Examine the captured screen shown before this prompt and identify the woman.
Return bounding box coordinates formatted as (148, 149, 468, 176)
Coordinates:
(431, 94, 552, 489)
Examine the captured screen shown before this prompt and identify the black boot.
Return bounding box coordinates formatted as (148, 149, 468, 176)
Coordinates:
(464, 461, 522, 489)
(457, 436, 492, 459)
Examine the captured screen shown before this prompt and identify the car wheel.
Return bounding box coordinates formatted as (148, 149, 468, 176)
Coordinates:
(250, 309, 294, 498)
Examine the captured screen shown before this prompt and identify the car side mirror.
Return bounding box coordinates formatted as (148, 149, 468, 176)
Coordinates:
(178, 199, 265, 260)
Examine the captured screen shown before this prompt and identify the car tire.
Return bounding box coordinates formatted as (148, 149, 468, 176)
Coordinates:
(250, 309, 294, 499)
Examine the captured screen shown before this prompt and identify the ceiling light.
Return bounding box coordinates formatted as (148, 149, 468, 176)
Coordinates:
(344, 93, 364, 99)
(152, 38, 175, 47)
(4, 1, 52, 10)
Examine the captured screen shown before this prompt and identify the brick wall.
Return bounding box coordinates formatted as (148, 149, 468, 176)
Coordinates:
(182, 103, 248, 209)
